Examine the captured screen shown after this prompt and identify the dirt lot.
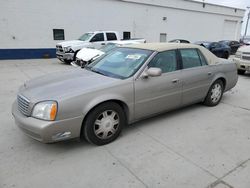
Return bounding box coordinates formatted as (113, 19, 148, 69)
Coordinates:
(0, 59, 250, 188)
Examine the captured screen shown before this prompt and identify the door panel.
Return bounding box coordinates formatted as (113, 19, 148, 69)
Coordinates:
(134, 71, 182, 119)
(179, 48, 215, 105)
(90, 33, 106, 48)
(181, 65, 214, 105)
(160, 33, 167, 42)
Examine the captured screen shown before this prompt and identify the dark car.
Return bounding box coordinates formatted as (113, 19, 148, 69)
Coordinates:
(195, 41, 231, 59)
(219, 40, 241, 54)
(169, 39, 190, 43)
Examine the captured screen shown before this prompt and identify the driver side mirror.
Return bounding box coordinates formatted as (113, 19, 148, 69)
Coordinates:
(141, 67, 162, 79)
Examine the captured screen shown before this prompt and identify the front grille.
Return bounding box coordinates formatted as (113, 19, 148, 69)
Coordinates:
(243, 52, 250, 55)
(17, 95, 31, 116)
(242, 56, 250, 61)
(56, 45, 63, 52)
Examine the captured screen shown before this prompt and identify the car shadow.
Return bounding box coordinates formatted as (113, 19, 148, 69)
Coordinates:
(123, 103, 202, 134)
(32, 103, 203, 153)
(239, 72, 250, 78)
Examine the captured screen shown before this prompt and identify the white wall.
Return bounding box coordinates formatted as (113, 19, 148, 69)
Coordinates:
(0, 0, 245, 49)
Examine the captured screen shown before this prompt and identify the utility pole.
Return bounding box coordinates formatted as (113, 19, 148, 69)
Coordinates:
(244, 7, 250, 39)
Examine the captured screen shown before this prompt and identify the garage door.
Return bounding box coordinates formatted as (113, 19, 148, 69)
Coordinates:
(222, 20, 237, 40)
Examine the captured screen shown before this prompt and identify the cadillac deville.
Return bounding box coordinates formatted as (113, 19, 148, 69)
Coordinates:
(12, 43, 238, 145)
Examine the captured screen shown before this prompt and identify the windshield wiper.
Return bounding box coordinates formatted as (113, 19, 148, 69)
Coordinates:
(90, 68, 106, 76)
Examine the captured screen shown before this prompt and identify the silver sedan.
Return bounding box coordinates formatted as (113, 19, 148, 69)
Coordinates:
(12, 43, 238, 145)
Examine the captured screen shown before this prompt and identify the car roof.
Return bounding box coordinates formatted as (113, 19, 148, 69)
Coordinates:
(123, 43, 202, 52)
(195, 41, 212, 44)
(108, 40, 139, 45)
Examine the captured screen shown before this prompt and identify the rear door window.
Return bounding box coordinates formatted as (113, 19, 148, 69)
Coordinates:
(180, 49, 202, 69)
(198, 50, 208, 66)
(106, 33, 117, 41)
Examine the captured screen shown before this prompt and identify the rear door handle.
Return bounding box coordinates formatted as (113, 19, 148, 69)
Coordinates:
(172, 79, 180, 83)
(208, 72, 212, 76)
(101, 43, 105, 45)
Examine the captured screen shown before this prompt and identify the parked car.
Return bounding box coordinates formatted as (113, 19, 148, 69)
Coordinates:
(71, 40, 142, 67)
(195, 41, 231, 59)
(218, 40, 241, 54)
(12, 43, 238, 145)
(233, 45, 250, 75)
(169, 39, 190, 43)
(240, 36, 250, 45)
(56, 30, 146, 63)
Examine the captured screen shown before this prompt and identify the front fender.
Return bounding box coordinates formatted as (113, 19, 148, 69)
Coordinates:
(81, 94, 132, 122)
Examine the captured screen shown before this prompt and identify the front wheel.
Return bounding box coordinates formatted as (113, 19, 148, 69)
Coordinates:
(73, 50, 80, 61)
(223, 51, 229, 59)
(204, 80, 224, 107)
(63, 59, 72, 64)
(82, 102, 125, 145)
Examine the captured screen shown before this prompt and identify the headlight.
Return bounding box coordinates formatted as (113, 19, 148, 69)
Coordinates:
(235, 51, 242, 59)
(64, 46, 73, 53)
(32, 101, 58, 121)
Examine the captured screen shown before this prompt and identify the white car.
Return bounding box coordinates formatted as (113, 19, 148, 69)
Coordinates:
(233, 45, 250, 74)
(71, 40, 143, 67)
(56, 30, 146, 64)
(56, 31, 120, 63)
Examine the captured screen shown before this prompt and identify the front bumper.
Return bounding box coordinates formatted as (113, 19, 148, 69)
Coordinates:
(12, 101, 83, 143)
(56, 51, 74, 61)
(233, 58, 250, 71)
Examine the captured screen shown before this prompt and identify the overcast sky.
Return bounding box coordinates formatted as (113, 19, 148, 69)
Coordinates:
(196, 0, 250, 36)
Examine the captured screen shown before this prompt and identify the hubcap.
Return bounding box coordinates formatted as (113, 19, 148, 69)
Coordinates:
(94, 110, 119, 139)
(211, 83, 222, 103)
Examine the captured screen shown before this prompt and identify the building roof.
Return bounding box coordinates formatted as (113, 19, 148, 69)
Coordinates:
(119, 0, 245, 18)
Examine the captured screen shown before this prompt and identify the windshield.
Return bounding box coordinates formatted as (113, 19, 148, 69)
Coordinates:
(78, 33, 94, 41)
(99, 43, 117, 53)
(219, 41, 229, 45)
(86, 47, 153, 79)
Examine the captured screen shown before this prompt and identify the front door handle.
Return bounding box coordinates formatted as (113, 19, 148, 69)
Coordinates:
(172, 79, 180, 83)
(101, 43, 105, 45)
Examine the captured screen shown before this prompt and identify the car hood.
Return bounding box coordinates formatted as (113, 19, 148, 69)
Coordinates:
(238, 45, 250, 53)
(76, 48, 105, 61)
(57, 40, 87, 47)
(19, 69, 118, 102)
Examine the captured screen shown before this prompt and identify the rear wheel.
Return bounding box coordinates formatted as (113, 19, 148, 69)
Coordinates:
(237, 69, 246, 75)
(82, 102, 125, 145)
(204, 80, 224, 106)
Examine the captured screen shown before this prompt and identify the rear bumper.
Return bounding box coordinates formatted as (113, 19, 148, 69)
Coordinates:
(233, 58, 250, 71)
(12, 100, 83, 143)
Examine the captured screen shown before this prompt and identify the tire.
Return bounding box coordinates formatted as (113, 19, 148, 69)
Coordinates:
(223, 51, 229, 59)
(204, 80, 224, 107)
(73, 51, 79, 61)
(63, 59, 72, 64)
(237, 69, 246, 75)
(82, 102, 125, 145)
